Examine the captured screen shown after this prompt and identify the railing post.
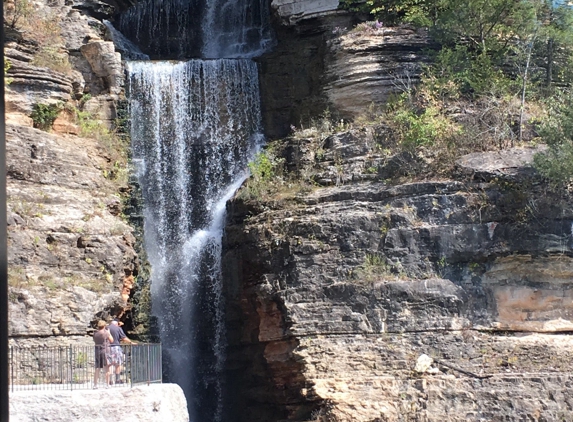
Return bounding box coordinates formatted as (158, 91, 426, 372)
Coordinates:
(69, 345, 73, 391)
(59, 347, 63, 385)
(147, 343, 151, 386)
(130, 344, 133, 388)
(10, 346, 13, 393)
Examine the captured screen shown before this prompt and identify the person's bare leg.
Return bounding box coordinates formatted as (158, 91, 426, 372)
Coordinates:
(105, 365, 111, 387)
(94, 367, 100, 388)
(115, 363, 121, 383)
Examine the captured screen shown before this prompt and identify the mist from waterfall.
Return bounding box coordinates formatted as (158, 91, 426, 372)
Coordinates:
(127, 58, 264, 420)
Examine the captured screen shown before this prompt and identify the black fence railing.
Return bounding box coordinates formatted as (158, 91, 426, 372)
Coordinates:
(9, 344, 162, 391)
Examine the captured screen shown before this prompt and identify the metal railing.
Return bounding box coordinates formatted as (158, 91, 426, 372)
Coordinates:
(9, 344, 162, 391)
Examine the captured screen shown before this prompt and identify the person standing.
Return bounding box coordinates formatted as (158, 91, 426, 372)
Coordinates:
(107, 319, 135, 385)
(93, 320, 113, 389)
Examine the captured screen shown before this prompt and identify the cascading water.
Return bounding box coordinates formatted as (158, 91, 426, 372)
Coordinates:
(118, 0, 272, 59)
(202, 0, 273, 59)
(120, 0, 272, 420)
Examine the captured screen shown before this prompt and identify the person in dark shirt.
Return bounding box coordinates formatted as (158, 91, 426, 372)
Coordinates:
(108, 319, 135, 384)
(93, 320, 113, 389)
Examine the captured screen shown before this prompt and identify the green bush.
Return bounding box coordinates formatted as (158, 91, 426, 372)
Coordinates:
(30, 103, 61, 131)
(242, 149, 285, 199)
(248, 150, 275, 183)
(534, 90, 573, 185)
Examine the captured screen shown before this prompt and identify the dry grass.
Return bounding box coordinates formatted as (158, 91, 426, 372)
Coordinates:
(5, 0, 72, 74)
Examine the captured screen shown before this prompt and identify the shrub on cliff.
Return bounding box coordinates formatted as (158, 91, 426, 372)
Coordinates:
(534, 90, 573, 185)
(239, 147, 285, 201)
(30, 102, 61, 131)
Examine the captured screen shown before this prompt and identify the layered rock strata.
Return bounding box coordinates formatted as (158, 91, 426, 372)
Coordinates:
(272, 0, 341, 24)
(223, 127, 573, 421)
(260, 4, 429, 139)
(7, 124, 136, 344)
(5, 0, 144, 347)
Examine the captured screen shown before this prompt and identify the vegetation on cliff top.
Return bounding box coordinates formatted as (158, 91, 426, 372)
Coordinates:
(5, 0, 72, 73)
(335, 0, 573, 184)
(243, 0, 573, 202)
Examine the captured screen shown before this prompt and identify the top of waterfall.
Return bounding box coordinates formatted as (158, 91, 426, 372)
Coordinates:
(116, 0, 274, 60)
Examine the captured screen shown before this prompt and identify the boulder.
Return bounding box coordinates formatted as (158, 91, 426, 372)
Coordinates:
(80, 40, 123, 94)
(455, 145, 547, 180)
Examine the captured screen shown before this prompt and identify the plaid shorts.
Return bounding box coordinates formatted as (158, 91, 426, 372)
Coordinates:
(108, 346, 124, 366)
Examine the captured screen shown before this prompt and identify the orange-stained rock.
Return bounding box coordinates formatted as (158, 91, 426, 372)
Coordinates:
(257, 298, 285, 342)
(121, 274, 135, 303)
(53, 111, 80, 135)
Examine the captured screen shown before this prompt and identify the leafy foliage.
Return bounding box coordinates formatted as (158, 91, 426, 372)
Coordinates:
(337, 0, 573, 182)
(4, 59, 13, 85)
(534, 90, 573, 184)
(340, 0, 573, 87)
(240, 148, 286, 200)
(389, 98, 460, 149)
(30, 103, 61, 131)
(339, 0, 436, 25)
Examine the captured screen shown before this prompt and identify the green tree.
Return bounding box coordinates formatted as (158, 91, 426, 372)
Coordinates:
(534, 90, 573, 184)
(534, 1, 573, 88)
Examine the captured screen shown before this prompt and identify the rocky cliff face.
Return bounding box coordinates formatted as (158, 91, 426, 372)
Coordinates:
(223, 6, 573, 421)
(223, 125, 573, 421)
(5, 0, 145, 347)
(260, 1, 429, 139)
(8, 0, 573, 420)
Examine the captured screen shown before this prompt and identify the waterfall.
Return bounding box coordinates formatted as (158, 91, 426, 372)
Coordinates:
(121, 0, 272, 416)
(118, 0, 202, 59)
(118, 0, 273, 59)
(127, 58, 264, 419)
(202, 0, 273, 59)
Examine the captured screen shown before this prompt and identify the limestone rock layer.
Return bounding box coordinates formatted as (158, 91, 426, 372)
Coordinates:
(222, 126, 573, 421)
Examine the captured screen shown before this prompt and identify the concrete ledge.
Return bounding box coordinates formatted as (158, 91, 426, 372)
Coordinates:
(10, 383, 189, 422)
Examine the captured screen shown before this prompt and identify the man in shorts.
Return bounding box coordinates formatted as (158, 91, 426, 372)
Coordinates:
(107, 319, 135, 385)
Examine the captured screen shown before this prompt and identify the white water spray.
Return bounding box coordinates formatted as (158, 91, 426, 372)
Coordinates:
(127, 59, 264, 421)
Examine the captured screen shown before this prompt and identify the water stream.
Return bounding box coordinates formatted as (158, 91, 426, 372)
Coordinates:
(121, 0, 271, 419)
